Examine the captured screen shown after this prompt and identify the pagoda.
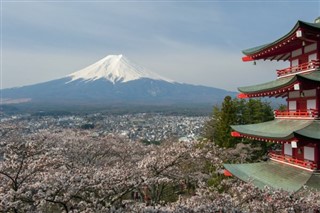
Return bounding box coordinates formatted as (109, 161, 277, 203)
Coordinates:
(224, 18, 320, 192)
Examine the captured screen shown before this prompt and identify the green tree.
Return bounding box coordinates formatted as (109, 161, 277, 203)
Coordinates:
(204, 97, 274, 150)
(277, 104, 287, 112)
(238, 99, 274, 124)
(237, 99, 274, 156)
(205, 96, 238, 148)
(203, 106, 219, 142)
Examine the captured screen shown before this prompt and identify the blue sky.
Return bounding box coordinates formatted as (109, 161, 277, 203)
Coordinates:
(1, 1, 320, 91)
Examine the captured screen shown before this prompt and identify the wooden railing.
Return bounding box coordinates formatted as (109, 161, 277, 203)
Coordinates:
(269, 151, 317, 170)
(277, 59, 320, 77)
(274, 109, 318, 118)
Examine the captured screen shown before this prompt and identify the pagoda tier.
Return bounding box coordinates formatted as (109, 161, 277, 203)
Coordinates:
(238, 69, 320, 98)
(231, 120, 320, 171)
(231, 119, 320, 142)
(242, 21, 320, 62)
(237, 70, 320, 119)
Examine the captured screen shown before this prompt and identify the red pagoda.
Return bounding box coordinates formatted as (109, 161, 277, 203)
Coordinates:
(224, 18, 320, 192)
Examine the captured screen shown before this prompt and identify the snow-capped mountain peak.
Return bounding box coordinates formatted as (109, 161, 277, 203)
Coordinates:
(67, 54, 174, 84)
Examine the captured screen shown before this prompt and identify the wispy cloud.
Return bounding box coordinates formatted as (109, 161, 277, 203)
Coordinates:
(1, 1, 319, 91)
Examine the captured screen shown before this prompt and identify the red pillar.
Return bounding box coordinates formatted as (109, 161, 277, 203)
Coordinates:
(315, 143, 320, 169)
(316, 87, 320, 118)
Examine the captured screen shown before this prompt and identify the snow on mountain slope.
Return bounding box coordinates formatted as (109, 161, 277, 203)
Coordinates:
(67, 54, 174, 84)
(1, 54, 238, 107)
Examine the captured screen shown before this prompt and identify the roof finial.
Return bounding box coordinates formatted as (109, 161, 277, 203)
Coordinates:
(315, 16, 320, 24)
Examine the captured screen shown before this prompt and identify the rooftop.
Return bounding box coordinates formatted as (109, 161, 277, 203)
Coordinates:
(224, 161, 320, 192)
(231, 119, 320, 142)
(238, 70, 320, 98)
(242, 20, 320, 61)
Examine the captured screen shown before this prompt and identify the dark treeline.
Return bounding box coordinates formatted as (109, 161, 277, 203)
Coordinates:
(203, 96, 275, 158)
(1, 103, 214, 116)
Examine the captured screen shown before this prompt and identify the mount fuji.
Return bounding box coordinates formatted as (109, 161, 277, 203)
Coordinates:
(1, 54, 236, 108)
(68, 54, 174, 84)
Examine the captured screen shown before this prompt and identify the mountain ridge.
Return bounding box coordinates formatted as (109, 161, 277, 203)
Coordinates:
(1, 54, 236, 108)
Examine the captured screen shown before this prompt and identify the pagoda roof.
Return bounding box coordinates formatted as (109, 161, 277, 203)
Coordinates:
(242, 20, 320, 60)
(238, 70, 320, 96)
(305, 173, 320, 190)
(295, 120, 320, 139)
(224, 161, 316, 192)
(231, 119, 320, 141)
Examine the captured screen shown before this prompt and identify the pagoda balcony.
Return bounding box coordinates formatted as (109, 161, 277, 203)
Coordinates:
(269, 151, 317, 171)
(274, 109, 318, 119)
(277, 59, 320, 78)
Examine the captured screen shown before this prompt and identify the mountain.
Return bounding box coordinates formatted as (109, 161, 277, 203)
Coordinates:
(68, 54, 174, 84)
(1, 54, 236, 109)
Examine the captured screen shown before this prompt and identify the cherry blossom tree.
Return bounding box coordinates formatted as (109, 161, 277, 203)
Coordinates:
(0, 125, 320, 212)
(0, 130, 62, 212)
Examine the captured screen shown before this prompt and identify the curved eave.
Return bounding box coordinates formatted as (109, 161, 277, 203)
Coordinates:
(296, 69, 320, 82)
(242, 20, 320, 56)
(231, 119, 313, 140)
(294, 120, 320, 140)
(238, 75, 296, 94)
(224, 161, 313, 192)
(238, 71, 320, 95)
